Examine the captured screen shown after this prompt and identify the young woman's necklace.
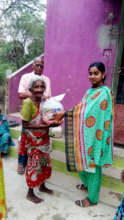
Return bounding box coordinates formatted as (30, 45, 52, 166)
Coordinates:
(92, 83, 103, 88)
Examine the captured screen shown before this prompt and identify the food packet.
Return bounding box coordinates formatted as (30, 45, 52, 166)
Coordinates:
(41, 97, 64, 124)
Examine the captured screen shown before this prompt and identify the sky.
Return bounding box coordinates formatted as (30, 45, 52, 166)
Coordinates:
(40, 0, 47, 4)
(40, 0, 47, 20)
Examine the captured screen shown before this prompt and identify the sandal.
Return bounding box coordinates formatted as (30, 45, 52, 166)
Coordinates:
(75, 197, 97, 207)
(76, 184, 88, 192)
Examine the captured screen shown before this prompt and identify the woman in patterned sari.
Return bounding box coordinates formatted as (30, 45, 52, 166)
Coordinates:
(19, 75, 60, 203)
(55, 62, 114, 207)
(0, 154, 7, 218)
(114, 170, 124, 220)
(0, 105, 15, 155)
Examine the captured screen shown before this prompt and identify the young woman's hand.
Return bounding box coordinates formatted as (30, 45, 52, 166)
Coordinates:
(53, 111, 65, 121)
(47, 119, 63, 127)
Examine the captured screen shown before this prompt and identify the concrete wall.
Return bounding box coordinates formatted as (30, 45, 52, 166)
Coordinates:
(44, 0, 121, 110)
(8, 62, 33, 113)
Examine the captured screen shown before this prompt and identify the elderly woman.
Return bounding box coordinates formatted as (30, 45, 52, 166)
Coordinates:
(19, 75, 60, 203)
(0, 105, 15, 155)
(55, 62, 114, 207)
(18, 56, 51, 174)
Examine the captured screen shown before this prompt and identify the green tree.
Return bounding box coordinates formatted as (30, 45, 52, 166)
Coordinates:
(0, 0, 46, 18)
(0, 40, 24, 67)
(0, 12, 45, 68)
(0, 0, 46, 83)
(0, 62, 16, 85)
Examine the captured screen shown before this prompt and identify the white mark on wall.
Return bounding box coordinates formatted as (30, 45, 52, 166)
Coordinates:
(68, 75, 72, 79)
(98, 24, 119, 49)
(66, 88, 71, 93)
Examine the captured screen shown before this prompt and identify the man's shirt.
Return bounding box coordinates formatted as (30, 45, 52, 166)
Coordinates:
(18, 72, 51, 98)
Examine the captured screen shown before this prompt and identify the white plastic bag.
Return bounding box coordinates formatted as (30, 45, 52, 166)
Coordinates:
(41, 94, 65, 138)
(41, 97, 64, 123)
(49, 126, 63, 138)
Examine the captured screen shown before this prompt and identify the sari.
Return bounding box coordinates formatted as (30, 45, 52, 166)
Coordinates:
(65, 85, 113, 172)
(0, 154, 7, 219)
(114, 196, 124, 220)
(0, 114, 14, 154)
(65, 85, 113, 204)
(19, 98, 52, 188)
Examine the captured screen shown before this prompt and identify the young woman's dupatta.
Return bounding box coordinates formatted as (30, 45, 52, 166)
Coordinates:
(65, 86, 114, 172)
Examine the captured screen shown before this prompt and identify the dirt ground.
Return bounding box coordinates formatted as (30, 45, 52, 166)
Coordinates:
(2, 157, 118, 220)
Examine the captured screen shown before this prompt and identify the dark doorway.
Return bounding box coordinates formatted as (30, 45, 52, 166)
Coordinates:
(116, 49, 124, 104)
(114, 48, 124, 145)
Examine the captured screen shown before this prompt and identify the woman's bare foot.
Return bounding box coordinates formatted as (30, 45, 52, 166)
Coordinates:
(27, 188, 44, 204)
(39, 183, 53, 194)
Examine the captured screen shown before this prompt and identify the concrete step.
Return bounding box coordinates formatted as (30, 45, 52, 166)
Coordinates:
(7, 112, 22, 124)
(9, 144, 124, 194)
(9, 127, 124, 194)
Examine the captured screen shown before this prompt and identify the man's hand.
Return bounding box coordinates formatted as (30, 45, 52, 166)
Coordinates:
(19, 92, 32, 99)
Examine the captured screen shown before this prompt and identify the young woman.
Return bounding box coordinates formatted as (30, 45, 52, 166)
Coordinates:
(19, 75, 60, 203)
(55, 62, 114, 207)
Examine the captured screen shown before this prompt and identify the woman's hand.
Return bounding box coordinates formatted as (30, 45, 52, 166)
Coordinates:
(53, 111, 65, 121)
(46, 119, 63, 127)
(22, 120, 50, 129)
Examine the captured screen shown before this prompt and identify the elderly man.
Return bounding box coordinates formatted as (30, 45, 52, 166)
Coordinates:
(17, 56, 51, 174)
(18, 56, 51, 99)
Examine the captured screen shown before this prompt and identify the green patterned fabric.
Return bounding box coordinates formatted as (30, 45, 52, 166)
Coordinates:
(65, 85, 113, 172)
(78, 166, 102, 204)
(114, 196, 124, 220)
(83, 85, 113, 168)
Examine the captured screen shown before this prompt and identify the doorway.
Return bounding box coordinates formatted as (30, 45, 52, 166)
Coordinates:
(114, 48, 124, 145)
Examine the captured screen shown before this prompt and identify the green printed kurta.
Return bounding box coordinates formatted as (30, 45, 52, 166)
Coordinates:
(65, 86, 113, 172)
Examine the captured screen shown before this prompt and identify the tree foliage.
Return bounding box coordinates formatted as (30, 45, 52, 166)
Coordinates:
(0, 0, 46, 18)
(2, 12, 45, 67)
(0, 0, 46, 84)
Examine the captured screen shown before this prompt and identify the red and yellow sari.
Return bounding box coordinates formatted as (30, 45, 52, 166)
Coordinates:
(19, 98, 52, 188)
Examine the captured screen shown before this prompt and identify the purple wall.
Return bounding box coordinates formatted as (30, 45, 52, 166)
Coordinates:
(44, 0, 121, 110)
(8, 62, 33, 113)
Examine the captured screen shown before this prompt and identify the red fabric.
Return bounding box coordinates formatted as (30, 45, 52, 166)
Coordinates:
(19, 132, 27, 155)
(19, 130, 49, 155)
(26, 149, 51, 188)
(19, 128, 51, 188)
